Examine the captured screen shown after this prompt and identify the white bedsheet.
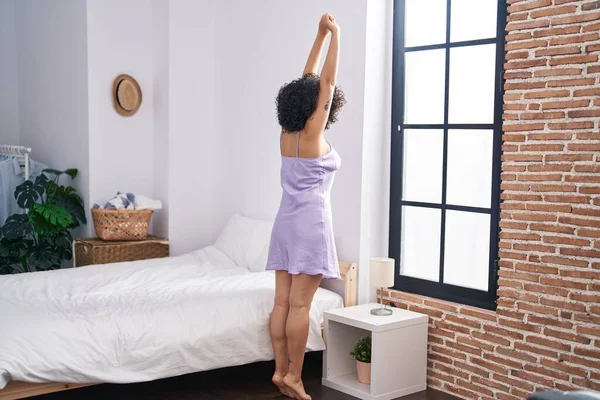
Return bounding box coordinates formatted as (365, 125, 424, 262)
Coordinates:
(0, 246, 343, 388)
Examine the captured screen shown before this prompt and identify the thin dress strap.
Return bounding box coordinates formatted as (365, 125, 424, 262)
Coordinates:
(296, 131, 301, 158)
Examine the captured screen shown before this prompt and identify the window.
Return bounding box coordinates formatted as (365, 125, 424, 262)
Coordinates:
(389, 0, 507, 310)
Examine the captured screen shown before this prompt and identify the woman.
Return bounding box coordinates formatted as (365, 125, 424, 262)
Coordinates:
(266, 13, 345, 400)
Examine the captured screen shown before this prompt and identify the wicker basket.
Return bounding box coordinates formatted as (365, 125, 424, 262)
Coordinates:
(91, 209, 153, 241)
(74, 236, 169, 267)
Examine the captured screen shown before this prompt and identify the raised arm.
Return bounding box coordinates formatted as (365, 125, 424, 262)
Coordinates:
(302, 15, 329, 76)
(304, 15, 340, 137)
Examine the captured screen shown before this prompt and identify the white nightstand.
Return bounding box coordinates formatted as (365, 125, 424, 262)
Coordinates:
(322, 303, 428, 400)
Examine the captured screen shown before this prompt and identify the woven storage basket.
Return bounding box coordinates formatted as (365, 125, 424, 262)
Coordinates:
(91, 209, 153, 241)
(74, 236, 169, 267)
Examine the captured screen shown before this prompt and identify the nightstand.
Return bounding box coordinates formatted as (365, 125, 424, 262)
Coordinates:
(322, 303, 428, 400)
(73, 236, 169, 267)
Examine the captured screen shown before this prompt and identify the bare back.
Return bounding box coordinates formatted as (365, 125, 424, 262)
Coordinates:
(280, 131, 331, 159)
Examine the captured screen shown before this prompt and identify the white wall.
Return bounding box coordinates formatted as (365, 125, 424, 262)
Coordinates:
(14, 0, 90, 236)
(152, 0, 170, 238)
(168, 0, 232, 255)
(213, 0, 369, 276)
(86, 0, 156, 215)
(0, 0, 19, 145)
(360, 0, 394, 301)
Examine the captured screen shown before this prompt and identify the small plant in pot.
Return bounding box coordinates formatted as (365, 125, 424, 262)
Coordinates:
(350, 336, 371, 384)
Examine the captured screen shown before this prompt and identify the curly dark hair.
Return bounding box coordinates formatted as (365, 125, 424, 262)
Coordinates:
(276, 73, 346, 133)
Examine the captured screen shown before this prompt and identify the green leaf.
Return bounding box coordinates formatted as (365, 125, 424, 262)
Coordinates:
(14, 174, 47, 209)
(1, 214, 33, 240)
(64, 168, 78, 179)
(52, 231, 73, 260)
(54, 196, 86, 227)
(28, 248, 61, 271)
(42, 168, 78, 179)
(32, 204, 73, 229)
(28, 208, 60, 236)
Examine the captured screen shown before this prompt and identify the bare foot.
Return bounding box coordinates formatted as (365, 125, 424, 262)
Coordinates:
(283, 373, 311, 400)
(272, 372, 295, 398)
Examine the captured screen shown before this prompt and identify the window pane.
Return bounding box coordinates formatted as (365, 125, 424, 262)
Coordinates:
(400, 206, 441, 282)
(405, 49, 446, 124)
(448, 44, 496, 124)
(446, 130, 493, 208)
(402, 129, 444, 203)
(405, 0, 447, 47)
(450, 0, 498, 42)
(443, 210, 490, 291)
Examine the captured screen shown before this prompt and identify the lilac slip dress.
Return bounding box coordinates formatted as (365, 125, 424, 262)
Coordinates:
(266, 131, 341, 280)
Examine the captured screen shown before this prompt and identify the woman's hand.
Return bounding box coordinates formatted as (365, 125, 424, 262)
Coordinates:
(325, 14, 339, 34)
(318, 14, 330, 36)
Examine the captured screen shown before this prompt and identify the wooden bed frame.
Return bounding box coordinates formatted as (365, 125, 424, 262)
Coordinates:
(0, 261, 358, 400)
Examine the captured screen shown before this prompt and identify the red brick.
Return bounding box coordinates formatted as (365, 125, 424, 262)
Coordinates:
(568, 143, 600, 151)
(517, 302, 559, 316)
(507, 0, 551, 12)
(515, 342, 558, 358)
(493, 373, 535, 392)
(549, 54, 599, 66)
(408, 304, 442, 319)
(568, 109, 600, 118)
(496, 346, 537, 363)
(561, 247, 600, 259)
(529, 315, 574, 329)
(534, 25, 580, 38)
(472, 376, 511, 393)
(444, 384, 479, 400)
(540, 297, 587, 312)
(456, 336, 495, 352)
(524, 89, 570, 99)
(501, 193, 543, 201)
(430, 345, 468, 360)
(445, 314, 482, 329)
(545, 328, 592, 344)
(536, 46, 581, 57)
(446, 340, 482, 356)
(512, 370, 555, 387)
(545, 194, 591, 204)
(390, 291, 424, 303)
(583, 1, 600, 11)
(560, 269, 600, 279)
(505, 39, 548, 51)
(545, 154, 593, 162)
(531, 223, 575, 235)
(542, 236, 591, 247)
(574, 346, 600, 359)
(574, 87, 600, 97)
(500, 318, 543, 333)
(472, 331, 511, 346)
(570, 292, 600, 303)
(471, 356, 511, 374)
(499, 232, 541, 241)
(541, 99, 589, 109)
(511, 212, 556, 221)
(549, 32, 599, 45)
(506, 19, 550, 31)
(453, 361, 490, 378)
(553, 12, 600, 25)
(435, 363, 470, 380)
(498, 270, 540, 283)
(583, 21, 600, 32)
(430, 352, 453, 365)
(423, 299, 458, 313)
(505, 58, 548, 70)
(573, 207, 600, 217)
(513, 243, 556, 253)
(540, 358, 588, 377)
(531, 4, 577, 18)
(428, 370, 454, 384)
(515, 263, 559, 274)
(529, 184, 575, 192)
(460, 308, 497, 322)
(560, 353, 600, 369)
(549, 78, 596, 88)
(434, 320, 470, 335)
(524, 364, 570, 381)
(548, 121, 595, 130)
(577, 325, 600, 337)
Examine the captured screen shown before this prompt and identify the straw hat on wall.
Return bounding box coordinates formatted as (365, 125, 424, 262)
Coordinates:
(112, 74, 142, 117)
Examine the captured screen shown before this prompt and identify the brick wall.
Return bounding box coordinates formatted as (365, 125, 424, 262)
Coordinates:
(383, 1, 600, 399)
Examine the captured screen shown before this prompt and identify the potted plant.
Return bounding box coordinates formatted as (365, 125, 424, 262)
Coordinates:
(350, 336, 371, 384)
(0, 168, 86, 274)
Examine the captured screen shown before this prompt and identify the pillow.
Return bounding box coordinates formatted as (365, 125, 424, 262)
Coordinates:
(214, 214, 273, 271)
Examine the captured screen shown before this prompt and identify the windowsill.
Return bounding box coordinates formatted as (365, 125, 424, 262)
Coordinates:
(381, 288, 498, 319)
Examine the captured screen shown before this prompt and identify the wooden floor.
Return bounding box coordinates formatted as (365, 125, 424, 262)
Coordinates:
(31, 352, 457, 400)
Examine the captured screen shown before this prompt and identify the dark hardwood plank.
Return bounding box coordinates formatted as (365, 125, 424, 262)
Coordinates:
(31, 352, 457, 400)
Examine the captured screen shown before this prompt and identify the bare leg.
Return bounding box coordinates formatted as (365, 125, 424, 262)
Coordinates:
(283, 273, 322, 400)
(270, 271, 295, 398)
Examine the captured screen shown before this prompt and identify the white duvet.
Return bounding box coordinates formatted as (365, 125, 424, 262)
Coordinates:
(0, 246, 343, 388)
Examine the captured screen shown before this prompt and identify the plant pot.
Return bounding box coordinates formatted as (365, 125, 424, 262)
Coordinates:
(356, 360, 371, 384)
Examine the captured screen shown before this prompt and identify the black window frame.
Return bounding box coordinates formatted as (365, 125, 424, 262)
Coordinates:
(389, 0, 507, 310)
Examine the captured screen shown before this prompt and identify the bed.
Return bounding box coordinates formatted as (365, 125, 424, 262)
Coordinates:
(0, 214, 357, 399)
